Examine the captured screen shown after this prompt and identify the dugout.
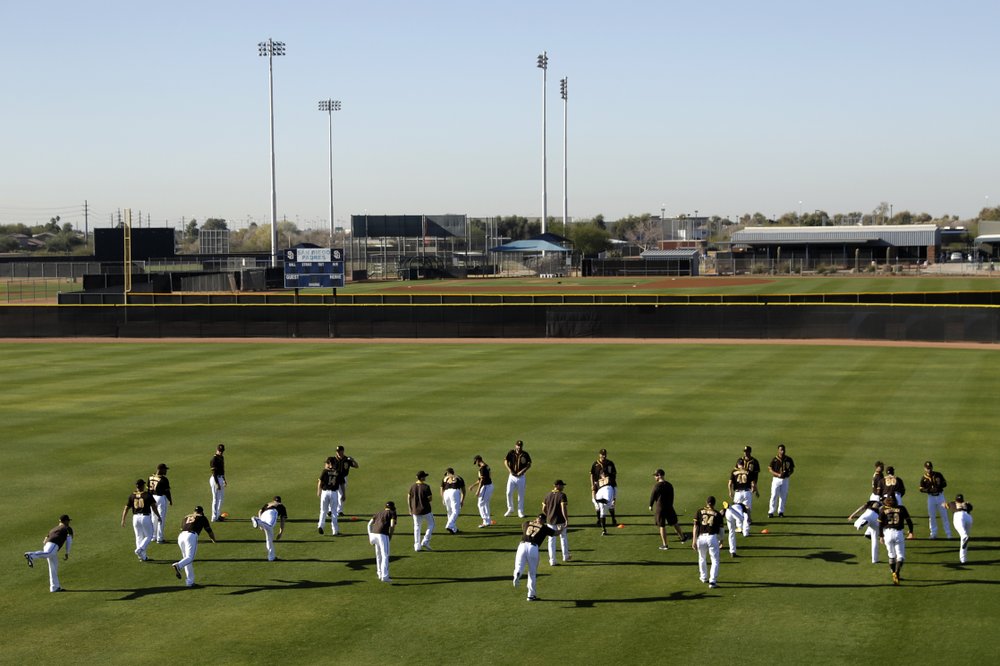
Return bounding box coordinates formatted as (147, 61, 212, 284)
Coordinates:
(584, 249, 699, 277)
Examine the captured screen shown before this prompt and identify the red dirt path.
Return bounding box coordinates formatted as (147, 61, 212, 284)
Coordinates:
(379, 276, 772, 292)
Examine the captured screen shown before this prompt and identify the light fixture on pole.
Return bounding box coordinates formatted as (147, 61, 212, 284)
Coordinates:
(259, 38, 286, 267)
(560, 76, 568, 232)
(318, 99, 342, 246)
(537, 51, 548, 235)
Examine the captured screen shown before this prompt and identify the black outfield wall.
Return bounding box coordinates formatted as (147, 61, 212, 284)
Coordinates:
(1, 304, 998, 343)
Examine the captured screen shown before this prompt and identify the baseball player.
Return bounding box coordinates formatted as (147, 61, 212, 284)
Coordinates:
(468, 455, 494, 528)
(919, 461, 952, 539)
(367, 501, 398, 582)
(870, 461, 886, 502)
(883, 466, 905, 505)
(148, 463, 173, 544)
(171, 505, 216, 587)
(24, 514, 73, 593)
(504, 440, 532, 518)
(440, 468, 466, 534)
(740, 445, 761, 518)
(877, 495, 914, 585)
(121, 478, 161, 561)
(334, 445, 359, 515)
(722, 500, 748, 557)
(727, 459, 752, 537)
(767, 445, 795, 518)
(317, 456, 341, 535)
(209, 444, 227, 522)
(693, 496, 724, 589)
(408, 470, 435, 551)
(513, 513, 555, 601)
(943, 494, 973, 564)
(542, 480, 571, 565)
(250, 496, 287, 561)
(849, 498, 883, 564)
(590, 448, 619, 534)
(649, 469, 685, 549)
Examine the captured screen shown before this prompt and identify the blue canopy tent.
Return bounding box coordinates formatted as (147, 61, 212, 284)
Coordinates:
(489, 239, 571, 253)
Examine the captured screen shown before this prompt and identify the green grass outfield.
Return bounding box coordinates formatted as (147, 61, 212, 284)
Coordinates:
(3, 341, 998, 665)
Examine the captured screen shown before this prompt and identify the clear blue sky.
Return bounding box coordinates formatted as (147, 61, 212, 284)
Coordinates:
(3, 1, 998, 232)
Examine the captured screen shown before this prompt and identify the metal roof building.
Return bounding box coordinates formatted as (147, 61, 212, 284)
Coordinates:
(728, 224, 940, 267)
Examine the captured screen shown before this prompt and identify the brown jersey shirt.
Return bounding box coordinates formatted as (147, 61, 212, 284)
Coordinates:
(45, 524, 74, 549)
(542, 490, 568, 525)
(126, 491, 155, 515)
(521, 519, 555, 546)
(370, 508, 397, 534)
(408, 482, 433, 515)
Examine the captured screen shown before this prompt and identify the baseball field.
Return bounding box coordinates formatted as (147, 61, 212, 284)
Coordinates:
(3, 336, 998, 665)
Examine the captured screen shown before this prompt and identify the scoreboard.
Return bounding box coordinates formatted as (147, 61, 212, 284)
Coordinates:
(283, 248, 345, 288)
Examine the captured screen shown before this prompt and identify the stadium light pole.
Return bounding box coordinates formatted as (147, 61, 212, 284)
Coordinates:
(537, 51, 548, 235)
(560, 76, 568, 232)
(318, 99, 342, 246)
(259, 38, 286, 267)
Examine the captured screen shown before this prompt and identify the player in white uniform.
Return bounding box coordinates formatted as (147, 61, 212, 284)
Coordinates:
(723, 501, 748, 557)
(251, 496, 287, 561)
(693, 496, 723, 588)
(171, 506, 216, 587)
(317, 456, 341, 535)
(767, 445, 795, 518)
(24, 515, 73, 592)
(849, 499, 883, 564)
(877, 495, 914, 585)
(504, 440, 532, 518)
(367, 501, 397, 582)
(209, 444, 227, 522)
(919, 461, 952, 539)
(121, 479, 161, 561)
(148, 463, 173, 544)
(590, 449, 619, 534)
(513, 514, 554, 601)
(943, 494, 973, 564)
(440, 468, 466, 534)
(333, 445, 359, 515)
(468, 455, 494, 528)
(727, 459, 752, 537)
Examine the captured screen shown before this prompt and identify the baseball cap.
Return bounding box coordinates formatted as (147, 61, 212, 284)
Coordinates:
(956, 494, 964, 502)
(386, 501, 396, 510)
(336, 445, 345, 452)
(554, 479, 566, 486)
(157, 463, 169, 471)
(743, 445, 752, 453)
(194, 506, 205, 514)
(654, 469, 665, 477)
(416, 470, 428, 479)
(60, 514, 72, 523)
